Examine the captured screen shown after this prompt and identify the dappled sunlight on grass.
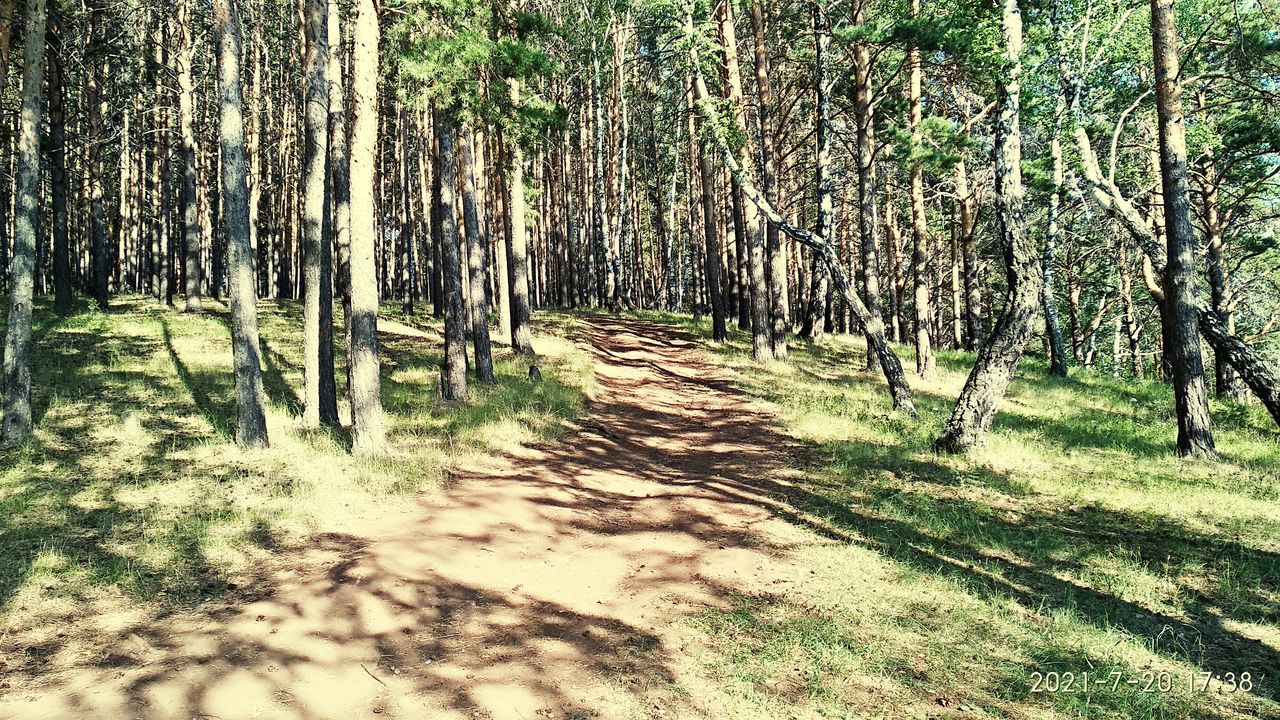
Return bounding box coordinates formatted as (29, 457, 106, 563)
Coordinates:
(0, 297, 591, 674)
(626, 312, 1279, 720)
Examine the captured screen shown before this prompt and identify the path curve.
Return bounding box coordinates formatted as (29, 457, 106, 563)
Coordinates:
(3, 316, 808, 720)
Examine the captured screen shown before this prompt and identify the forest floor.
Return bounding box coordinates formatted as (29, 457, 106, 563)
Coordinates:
(1, 301, 1278, 719)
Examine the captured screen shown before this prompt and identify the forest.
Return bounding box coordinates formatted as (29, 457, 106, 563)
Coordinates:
(0, 0, 1277, 716)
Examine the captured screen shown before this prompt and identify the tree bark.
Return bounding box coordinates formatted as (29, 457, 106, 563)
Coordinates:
(347, 0, 387, 451)
(718, 0, 771, 361)
(1199, 141, 1243, 400)
(177, 0, 202, 313)
(2, 0, 47, 444)
(212, 0, 269, 449)
(956, 158, 983, 350)
(749, 0, 788, 358)
(329, 0, 353, 406)
(505, 79, 536, 356)
(301, 0, 337, 427)
(86, 18, 109, 310)
(1149, 0, 1215, 457)
(461, 126, 495, 383)
(852, 0, 887, 371)
(436, 111, 468, 401)
(935, 0, 1042, 454)
(47, 15, 71, 313)
(907, 0, 935, 378)
(1044, 90, 1069, 376)
(801, 5, 832, 346)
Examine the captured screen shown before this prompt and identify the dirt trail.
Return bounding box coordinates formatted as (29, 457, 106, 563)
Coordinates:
(2, 316, 810, 720)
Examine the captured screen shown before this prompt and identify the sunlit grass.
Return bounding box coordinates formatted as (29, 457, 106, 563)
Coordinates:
(626, 311, 1278, 720)
(0, 296, 590, 650)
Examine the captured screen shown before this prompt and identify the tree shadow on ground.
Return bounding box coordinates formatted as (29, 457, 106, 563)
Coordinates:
(3, 310, 1275, 719)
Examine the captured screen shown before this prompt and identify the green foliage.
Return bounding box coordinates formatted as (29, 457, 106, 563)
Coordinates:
(388, 0, 560, 137)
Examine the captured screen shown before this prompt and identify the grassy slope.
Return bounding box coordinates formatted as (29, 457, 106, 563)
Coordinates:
(0, 297, 591, 659)
(625, 310, 1279, 720)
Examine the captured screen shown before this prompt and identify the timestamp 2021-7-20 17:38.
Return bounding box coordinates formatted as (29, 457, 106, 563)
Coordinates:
(1029, 669, 1262, 695)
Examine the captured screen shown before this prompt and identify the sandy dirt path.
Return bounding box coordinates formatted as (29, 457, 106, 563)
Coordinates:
(1, 316, 810, 720)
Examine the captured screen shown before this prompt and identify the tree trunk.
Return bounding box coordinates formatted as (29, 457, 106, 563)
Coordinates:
(801, 5, 832, 345)
(301, 0, 337, 427)
(718, 0, 771, 361)
(956, 158, 983, 351)
(749, 0, 787, 358)
(590, 37, 618, 309)
(1044, 91, 1069, 376)
(87, 34, 109, 310)
(212, 0, 269, 449)
(47, 16, 71, 313)
(2, 0, 47, 444)
(347, 0, 387, 451)
(684, 66, 728, 342)
(935, 0, 1041, 454)
(1150, 0, 1215, 457)
(907, 0, 934, 378)
(505, 80, 536, 356)
(851, 8, 887, 369)
(329, 0, 353, 405)
(461, 126, 495, 383)
(177, 0, 202, 313)
(436, 111, 468, 401)
(1199, 140, 1243, 401)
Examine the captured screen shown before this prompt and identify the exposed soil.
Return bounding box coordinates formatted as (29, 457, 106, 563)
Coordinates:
(0, 316, 813, 720)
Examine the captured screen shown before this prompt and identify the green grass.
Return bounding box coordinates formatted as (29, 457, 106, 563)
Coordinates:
(0, 296, 590, 638)
(3, 299, 1277, 719)
(625, 310, 1279, 720)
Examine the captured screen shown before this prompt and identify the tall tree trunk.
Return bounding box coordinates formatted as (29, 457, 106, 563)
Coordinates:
(301, 0, 337, 427)
(347, 0, 386, 451)
(749, 0, 787, 357)
(329, 0, 353, 404)
(47, 16, 71, 312)
(436, 111, 468, 401)
(589, 36, 618, 309)
(719, 0, 771, 360)
(694, 112, 727, 341)
(907, 0, 934, 377)
(484, 132, 510, 340)
(86, 23, 109, 310)
(852, 0, 886, 371)
(935, 0, 1041, 453)
(461, 126, 495, 383)
(505, 79, 536, 356)
(1199, 137, 1242, 400)
(212, 0, 269, 448)
(2, 0, 47, 444)
(949, 210, 963, 349)
(1043, 90, 1069, 376)
(885, 191, 902, 342)
(177, 0, 202, 312)
(1150, 0, 1215, 457)
(956, 158, 983, 350)
(801, 5, 832, 345)
(151, 21, 171, 306)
